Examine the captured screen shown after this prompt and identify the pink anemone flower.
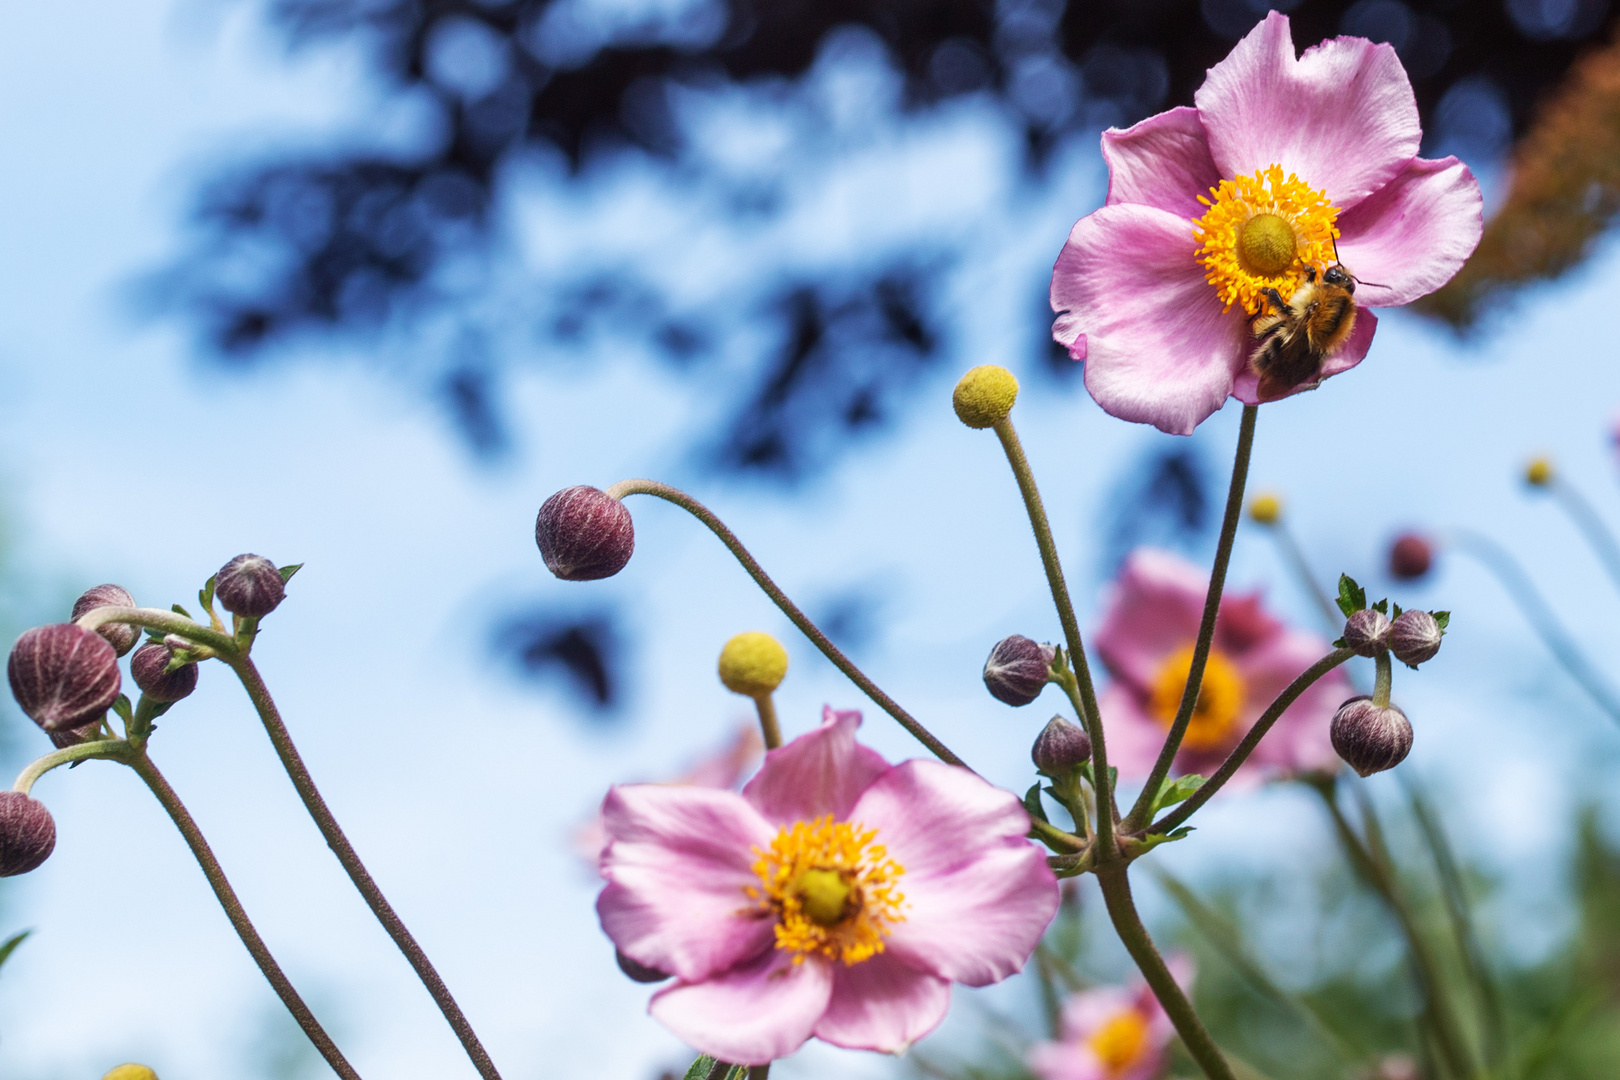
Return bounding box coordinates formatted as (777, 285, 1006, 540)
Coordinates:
(597, 707, 1058, 1064)
(1051, 12, 1483, 435)
(1094, 549, 1349, 783)
(1028, 966, 1187, 1080)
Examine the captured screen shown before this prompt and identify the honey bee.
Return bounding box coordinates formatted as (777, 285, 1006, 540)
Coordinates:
(1249, 262, 1359, 402)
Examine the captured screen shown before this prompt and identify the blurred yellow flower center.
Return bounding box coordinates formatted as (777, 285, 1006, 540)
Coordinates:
(1089, 1009, 1151, 1073)
(1193, 164, 1340, 316)
(750, 815, 905, 966)
(1148, 645, 1247, 751)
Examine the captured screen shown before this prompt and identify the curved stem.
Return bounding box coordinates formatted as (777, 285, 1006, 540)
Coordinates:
(1263, 520, 1342, 633)
(1096, 864, 1235, 1080)
(127, 753, 361, 1080)
(990, 418, 1114, 859)
(1151, 647, 1354, 834)
(74, 606, 238, 655)
(226, 656, 504, 1080)
(604, 480, 965, 768)
(12, 740, 132, 794)
(1449, 530, 1620, 725)
(1549, 477, 1620, 596)
(1128, 405, 1258, 831)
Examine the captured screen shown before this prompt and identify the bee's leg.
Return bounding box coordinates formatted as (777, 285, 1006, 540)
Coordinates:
(1258, 287, 1289, 314)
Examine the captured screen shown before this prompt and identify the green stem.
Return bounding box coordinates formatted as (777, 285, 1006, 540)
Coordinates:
(1373, 650, 1392, 708)
(12, 741, 132, 794)
(1549, 476, 1620, 596)
(604, 480, 966, 768)
(1128, 405, 1258, 831)
(990, 417, 1114, 860)
(127, 753, 362, 1080)
(226, 656, 505, 1080)
(74, 606, 238, 655)
(1028, 816, 1085, 854)
(1096, 864, 1235, 1080)
(752, 693, 782, 751)
(1151, 648, 1354, 835)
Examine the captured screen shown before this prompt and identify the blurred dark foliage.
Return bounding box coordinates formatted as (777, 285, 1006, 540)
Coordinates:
(1099, 443, 1213, 577)
(492, 609, 622, 714)
(159, 0, 1616, 471)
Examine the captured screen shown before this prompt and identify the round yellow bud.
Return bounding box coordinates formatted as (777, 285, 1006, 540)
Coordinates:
(103, 1067, 160, 1080)
(1247, 493, 1283, 525)
(718, 632, 788, 697)
(1525, 457, 1553, 487)
(952, 365, 1018, 429)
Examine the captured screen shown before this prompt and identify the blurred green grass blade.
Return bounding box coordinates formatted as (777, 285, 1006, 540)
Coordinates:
(0, 931, 28, 975)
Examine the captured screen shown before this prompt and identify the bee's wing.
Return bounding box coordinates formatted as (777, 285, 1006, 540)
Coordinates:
(1253, 329, 1321, 401)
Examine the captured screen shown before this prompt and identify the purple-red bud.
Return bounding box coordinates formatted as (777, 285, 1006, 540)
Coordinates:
(1388, 534, 1433, 581)
(0, 792, 56, 876)
(615, 948, 670, 983)
(49, 719, 103, 750)
(8, 624, 121, 733)
(1342, 608, 1391, 657)
(1032, 715, 1092, 777)
(1389, 610, 1443, 667)
(983, 635, 1056, 707)
(130, 643, 199, 704)
(70, 584, 138, 656)
(215, 554, 285, 618)
(1330, 696, 1412, 777)
(535, 486, 635, 581)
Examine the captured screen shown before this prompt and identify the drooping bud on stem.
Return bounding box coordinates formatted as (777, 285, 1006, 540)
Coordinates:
(1388, 534, 1434, 581)
(1330, 696, 1413, 777)
(1032, 716, 1091, 778)
(535, 486, 636, 581)
(70, 584, 138, 656)
(1389, 610, 1444, 667)
(215, 554, 286, 618)
(983, 635, 1055, 707)
(1342, 608, 1391, 657)
(131, 643, 200, 703)
(0, 791, 57, 876)
(8, 624, 121, 733)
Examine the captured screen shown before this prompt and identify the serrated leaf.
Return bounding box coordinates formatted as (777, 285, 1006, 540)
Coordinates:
(1150, 774, 1205, 817)
(1371, 598, 1388, 615)
(683, 1057, 718, 1080)
(1433, 611, 1450, 631)
(1336, 574, 1365, 618)
(681, 1057, 743, 1080)
(171, 603, 193, 619)
(1391, 602, 1404, 619)
(1023, 783, 1050, 825)
(279, 563, 304, 584)
(0, 931, 28, 975)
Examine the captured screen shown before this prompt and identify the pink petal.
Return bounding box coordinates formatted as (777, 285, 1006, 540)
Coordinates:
(813, 953, 951, 1053)
(1095, 684, 1174, 779)
(650, 949, 833, 1066)
(1094, 549, 1207, 690)
(1052, 204, 1250, 435)
(1102, 107, 1221, 219)
(743, 706, 890, 826)
(1336, 156, 1484, 307)
(597, 785, 777, 982)
(1213, 589, 1282, 655)
(1194, 13, 1420, 209)
(1230, 306, 1377, 405)
(1234, 629, 1349, 773)
(849, 760, 1057, 987)
(1028, 1041, 1107, 1080)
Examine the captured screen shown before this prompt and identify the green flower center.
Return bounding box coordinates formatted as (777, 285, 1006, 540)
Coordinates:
(1238, 213, 1298, 276)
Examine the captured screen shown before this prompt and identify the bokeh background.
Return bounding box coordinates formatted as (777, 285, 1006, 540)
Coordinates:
(2, 0, 1620, 1076)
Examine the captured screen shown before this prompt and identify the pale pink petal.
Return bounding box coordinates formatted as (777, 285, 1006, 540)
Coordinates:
(849, 760, 1057, 987)
(597, 785, 777, 982)
(1234, 629, 1349, 773)
(1102, 107, 1221, 219)
(1028, 1041, 1107, 1080)
(1336, 156, 1484, 307)
(1095, 549, 1207, 690)
(1052, 205, 1250, 435)
(1194, 13, 1420, 209)
(1230, 306, 1377, 405)
(650, 949, 833, 1066)
(1213, 589, 1282, 655)
(813, 953, 951, 1053)
(1096, 685, 1172, 779)
(742, 706, 889, 826)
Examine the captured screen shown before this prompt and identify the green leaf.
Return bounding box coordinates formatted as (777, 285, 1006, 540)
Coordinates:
(1371, 598, 1388, 615)
(111, 694, 133, 722)
(1150, 774, 1205, 817)
(1331, 636, 1348, 649)
(1134, 826, 1195, 855)
(683, 1057, 718, 1080)
(1023, 783, 1050, 825)
(0, 931, 29, 976)
(681, 1058, 744, 1080)
(1433, 610, 1450, 631)
(279, 562, 304, 584)
(1335, 574, 1365, 618)
(1391, 601, 1404, 619)
(171, 603, 193, 619)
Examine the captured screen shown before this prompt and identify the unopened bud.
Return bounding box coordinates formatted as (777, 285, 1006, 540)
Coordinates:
(215, 554, 285, 618)
(1525, 456, 1553, 487)
(1389, 610, 1443, 667)
(0, 792, 56, 876)
(983, 635, 1055, 706)
(952, 366, 1018, 429)
(717, 632, 788, 696)
(131, 643, 199, 704)
(1388, 533, 1433, 581)
(1247, 493, 1282, 525)
(615, 948, 670, 984)
(1330, 697, 1412, 777)
(49, 720, 103, 750)
(8, 624, 121, 733)
(102, 1067, 160, 1080)
(535, 486, 635, 581)
(1342, 608, 1391, 657)
(1032, 716, 1091, 777)
(70, 584, 138, 656)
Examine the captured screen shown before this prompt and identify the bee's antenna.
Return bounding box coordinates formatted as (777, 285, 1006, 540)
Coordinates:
(1330, 234, 1389, 288)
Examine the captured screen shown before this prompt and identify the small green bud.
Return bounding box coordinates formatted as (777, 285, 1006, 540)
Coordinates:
(952, 365, 1018, 429)
(717, 632, 788, 697)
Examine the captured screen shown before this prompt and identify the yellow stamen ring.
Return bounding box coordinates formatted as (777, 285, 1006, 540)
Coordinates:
(1192, 164, 1341, 316)
(1148, 645, 1248, 752)
(748, 815, 906, 966)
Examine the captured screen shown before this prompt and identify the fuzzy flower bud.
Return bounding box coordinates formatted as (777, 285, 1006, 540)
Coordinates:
(70, 584, 138, 656)
(0, 792, 57, 877)
(8, 624, 121, 733)
(130, 643, 200, 704)
(1388, 533, 1434, 581)
(1342, 608, 1391, 657)
(535, 486, 635, 581)
(717, 632, 789, 696)
(1389, 610, 1443, 667)
(1330, 696, 1412, 777)
(1247, 493, 1282, 525)
(1525, 456, 1553, 487)
(615, 948, 670, 984)
(215, 554, 285, 618)
(952, 365, 1018, 429)
(1031, 716, 1092, 777)
(983, 635, 1056, 707)
(103, 1067, 160, 1080)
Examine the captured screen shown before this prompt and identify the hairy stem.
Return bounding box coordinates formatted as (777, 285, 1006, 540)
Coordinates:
(74, 606, 238, 655)
(12, 741, 133, 794)
(1373, 650, 1392, 708)
(604, 479, 965, 768)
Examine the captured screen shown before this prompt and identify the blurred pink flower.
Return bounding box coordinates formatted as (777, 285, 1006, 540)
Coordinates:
(1028, 968, 1184, 1080)
(597, 707, 1058, 1064)
(1051, 12, 1482, 435)
(1094, 549, 1349, 782)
